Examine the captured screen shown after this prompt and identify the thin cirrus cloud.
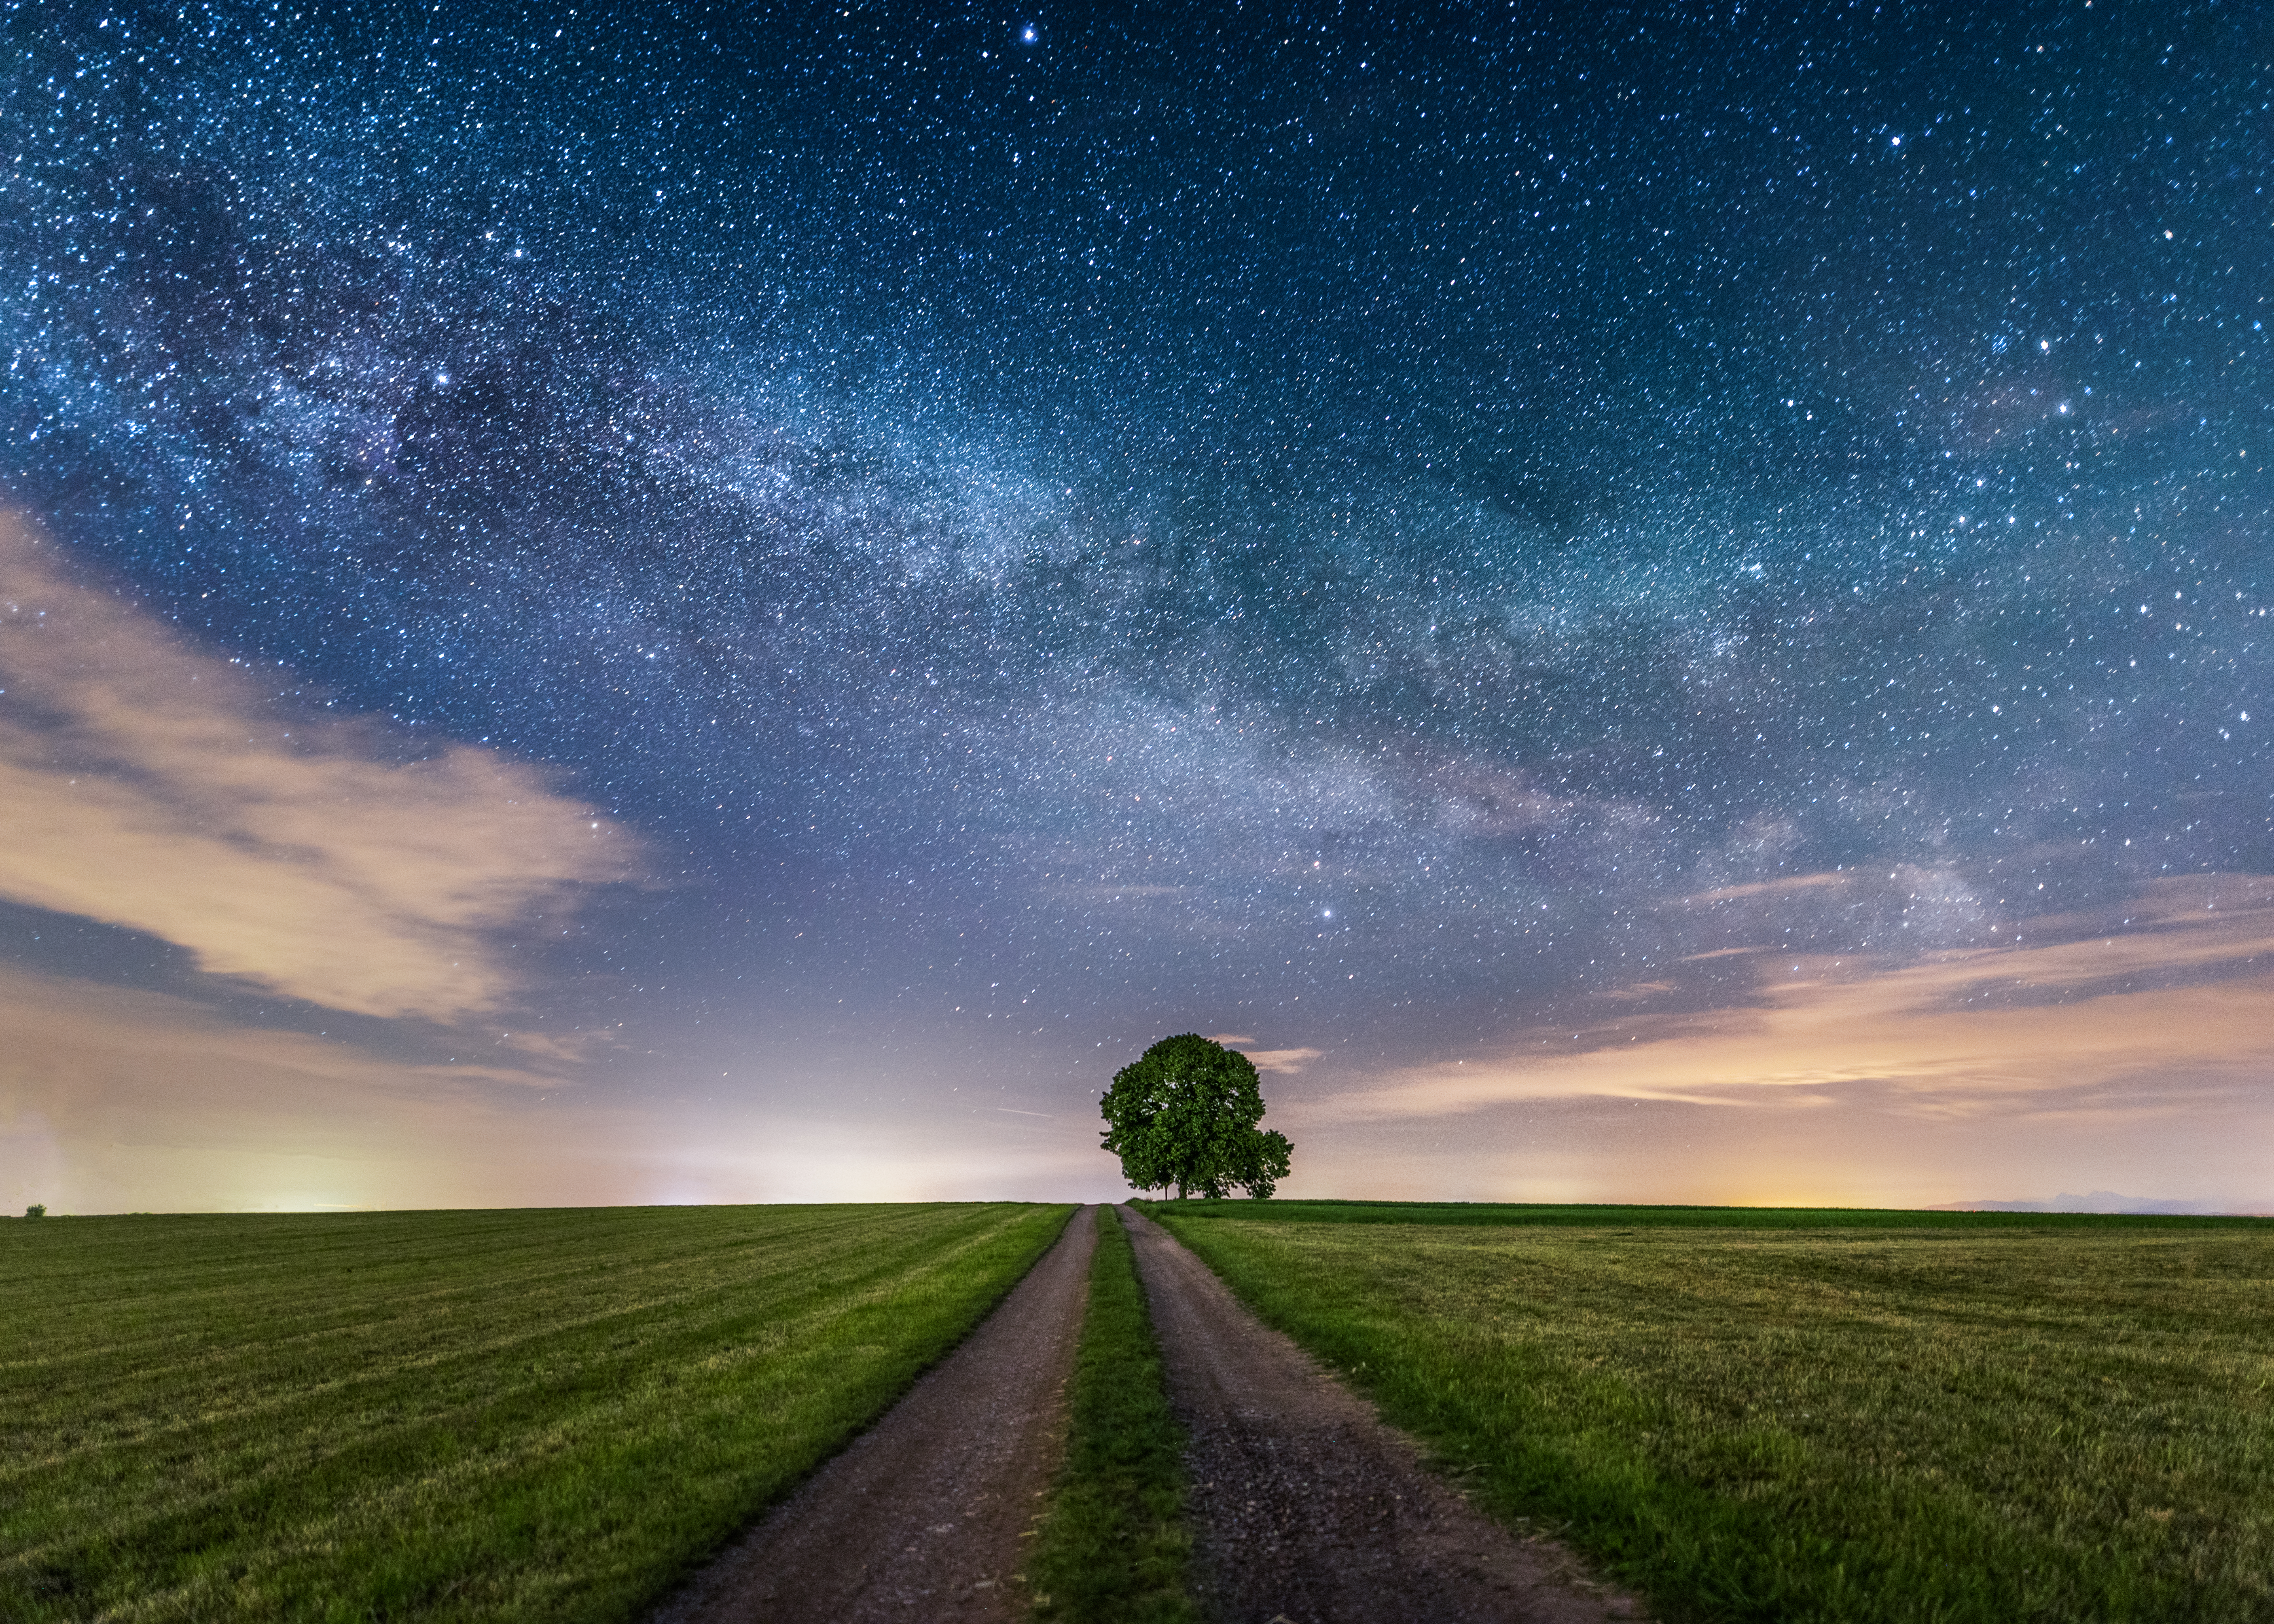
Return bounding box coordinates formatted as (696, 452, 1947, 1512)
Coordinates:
(1207, 1035, 1324, 1074)
(1321, 873, 2274, 1124)
(0, 516, 635, 1023)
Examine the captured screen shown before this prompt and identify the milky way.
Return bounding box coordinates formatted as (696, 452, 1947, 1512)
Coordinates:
(5, 1, 2270, 1132)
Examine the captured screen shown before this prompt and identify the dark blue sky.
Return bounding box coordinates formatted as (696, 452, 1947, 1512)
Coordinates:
(4, 1, 2271, 1209)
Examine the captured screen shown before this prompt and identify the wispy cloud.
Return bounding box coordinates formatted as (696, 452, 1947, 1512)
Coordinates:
(1684, 871, 1854, 904)
(1206, 1034, 1323, 1074)
(1323, 873, 2274, 1122)
(1242, 1047, 1326, 1075)
(0, 518, 635, 1021)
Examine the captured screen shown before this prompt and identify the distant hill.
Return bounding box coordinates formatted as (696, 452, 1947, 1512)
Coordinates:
(1931, 1192, 2238, 1215)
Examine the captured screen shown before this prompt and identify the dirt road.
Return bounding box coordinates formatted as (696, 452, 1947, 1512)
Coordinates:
(651, 1205, 1097, 1624)
(1123, 1205, 1644, 1624)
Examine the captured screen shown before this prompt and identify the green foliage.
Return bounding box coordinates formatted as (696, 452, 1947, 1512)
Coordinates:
(1157, 1205, 2274, 1624)
(1099, 1034, 1293, 1199)
(22, 1203, 43, 1219)
(1023, 1207, 1197, 1623)
(0, 1202, 1070, 1623)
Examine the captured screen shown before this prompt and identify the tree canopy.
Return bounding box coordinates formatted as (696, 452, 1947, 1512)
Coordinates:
(1098, 1034, 1294, 1199)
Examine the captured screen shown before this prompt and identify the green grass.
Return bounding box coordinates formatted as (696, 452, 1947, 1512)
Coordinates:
(1023, 1205, 1196, 1624)
(1, 1202, 1071, 1623)
(1164, 1198, 2259, 1231)
(1146, 1201, 2274, 1624)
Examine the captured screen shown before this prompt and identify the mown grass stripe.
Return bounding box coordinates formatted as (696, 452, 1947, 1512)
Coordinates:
(2, 1202, 1070, 1623)
(5, 1204, 1025, 1465)
(1023, 1204, 1196, 1624)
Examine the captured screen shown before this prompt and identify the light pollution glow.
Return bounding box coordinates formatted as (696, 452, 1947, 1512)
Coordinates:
(2, 527, 2266, 1214)
(6, 4, 2272, 1216)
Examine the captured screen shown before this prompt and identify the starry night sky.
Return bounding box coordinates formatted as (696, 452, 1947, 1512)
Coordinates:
(5, 1, 2272, 1211)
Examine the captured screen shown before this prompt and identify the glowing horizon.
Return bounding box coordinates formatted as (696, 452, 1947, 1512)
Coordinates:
(5, 7, 2270, 1216)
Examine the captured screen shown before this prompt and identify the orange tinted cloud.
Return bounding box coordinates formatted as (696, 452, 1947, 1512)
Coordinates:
(0, 518, 634, 1021)
(1241, 1047, 1326, 1074)
(1325, 874, 2274, 1122)
(1204, 1034, 1323, 1073)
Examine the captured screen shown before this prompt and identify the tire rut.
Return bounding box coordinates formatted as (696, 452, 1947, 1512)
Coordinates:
(651, 1205, 1097, 1624)
(1122, 1205, 1645, 1624)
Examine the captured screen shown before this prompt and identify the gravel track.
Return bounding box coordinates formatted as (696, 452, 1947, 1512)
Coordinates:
(650, 1205, 1097, 1624)
(1124, 1205, 1645, 1624)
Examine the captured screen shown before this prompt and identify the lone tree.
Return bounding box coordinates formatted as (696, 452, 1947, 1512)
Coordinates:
(1099, 1034, 1294, 1199)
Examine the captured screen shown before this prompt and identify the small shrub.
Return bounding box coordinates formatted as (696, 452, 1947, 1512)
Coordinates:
(24, 1203, 45, 1219)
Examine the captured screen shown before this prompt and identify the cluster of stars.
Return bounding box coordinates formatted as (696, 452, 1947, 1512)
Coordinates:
(1, 0, 2267, 1064)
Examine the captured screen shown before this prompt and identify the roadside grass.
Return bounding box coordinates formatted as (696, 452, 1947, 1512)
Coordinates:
(1147, 1201, 2274, 1624)
(1023, 1205, 1196, 1624)
(0, 1202, 1071, 1623)
(1166, 1199, 2256, 1232)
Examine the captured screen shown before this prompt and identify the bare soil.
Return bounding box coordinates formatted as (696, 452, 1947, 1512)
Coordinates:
(1123, 1205, 1645, 1624)
(650, 1205, 1097, 1624)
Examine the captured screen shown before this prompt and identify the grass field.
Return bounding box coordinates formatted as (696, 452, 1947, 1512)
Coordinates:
(1024, 1206, 1195, 1624)
(1162, 1199, 2261, 1231)
(1, 1202, 1071, 1623)
(1150, 1201, 2274, 1624)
